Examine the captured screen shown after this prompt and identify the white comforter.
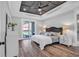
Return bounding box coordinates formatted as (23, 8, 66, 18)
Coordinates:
(31, 35, 52, 50)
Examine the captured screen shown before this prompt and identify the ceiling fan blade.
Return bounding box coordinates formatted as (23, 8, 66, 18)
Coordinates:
(31, 2, 49, 9)
(39, 4, 49, 8)
(33, 4, 49, 9)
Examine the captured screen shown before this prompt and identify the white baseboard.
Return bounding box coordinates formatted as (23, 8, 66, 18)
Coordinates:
(72, 43, 78, 46)
(72, 42, 79, 46)
(77, 41, 79, 46)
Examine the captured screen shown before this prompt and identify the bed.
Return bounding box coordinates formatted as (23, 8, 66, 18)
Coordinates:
(31, 35, 52, 50)
(31, 27, 63, 50)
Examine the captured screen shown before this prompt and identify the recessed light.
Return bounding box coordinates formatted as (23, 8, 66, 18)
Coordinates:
(39, 12, 42, 14)
(38, 8, 42, 11)
(23, 8, 26, 11)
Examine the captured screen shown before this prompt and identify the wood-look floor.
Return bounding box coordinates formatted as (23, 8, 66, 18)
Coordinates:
(18, 40, 79, 57)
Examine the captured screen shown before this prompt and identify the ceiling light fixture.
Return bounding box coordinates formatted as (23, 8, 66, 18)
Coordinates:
(39, 11, 42, 14)
(38, 2, 42, 14)
(38, 8, 42, 12)
(23, 8, 26, 11)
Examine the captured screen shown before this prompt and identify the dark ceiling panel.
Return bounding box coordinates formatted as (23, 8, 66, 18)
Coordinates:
(20, 1, 66, 15)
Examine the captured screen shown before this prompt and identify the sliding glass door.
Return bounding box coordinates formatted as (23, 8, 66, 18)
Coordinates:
(22, 21, 35, 38)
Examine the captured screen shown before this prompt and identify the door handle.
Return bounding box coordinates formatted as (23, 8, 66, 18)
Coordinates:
(0, 42, 1, 45)
(0, 42, 5, 45)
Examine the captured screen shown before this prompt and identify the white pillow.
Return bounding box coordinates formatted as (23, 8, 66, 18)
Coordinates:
(50, 32, 56, 35)
(44, 32, 50, 36)
(50, 32, 60, 36)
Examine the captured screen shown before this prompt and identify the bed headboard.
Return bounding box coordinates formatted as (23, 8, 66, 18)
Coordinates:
(46, 27, 63, 35)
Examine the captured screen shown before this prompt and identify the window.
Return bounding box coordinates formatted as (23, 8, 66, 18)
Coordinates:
(22, 21, 35, 38)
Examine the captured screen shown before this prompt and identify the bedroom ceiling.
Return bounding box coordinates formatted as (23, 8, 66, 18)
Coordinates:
(8, 1, 79, 20)
(20, 1, 66, 15)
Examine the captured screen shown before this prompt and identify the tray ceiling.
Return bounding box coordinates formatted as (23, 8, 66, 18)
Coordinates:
(20, 1, 66, 15)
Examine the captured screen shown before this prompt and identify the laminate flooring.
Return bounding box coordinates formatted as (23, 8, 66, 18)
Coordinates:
(18, 40, 79, 57)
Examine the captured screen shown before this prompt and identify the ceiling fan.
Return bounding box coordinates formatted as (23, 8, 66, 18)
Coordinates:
(37, 1, 49, 14)
(38, 2, 49, 9)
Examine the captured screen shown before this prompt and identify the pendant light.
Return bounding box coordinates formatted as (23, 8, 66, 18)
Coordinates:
(38, 2, 42, 12)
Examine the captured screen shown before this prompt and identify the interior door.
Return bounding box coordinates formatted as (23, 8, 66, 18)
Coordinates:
(0, 3, 6, 56)
(77, 15, 79, 41)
